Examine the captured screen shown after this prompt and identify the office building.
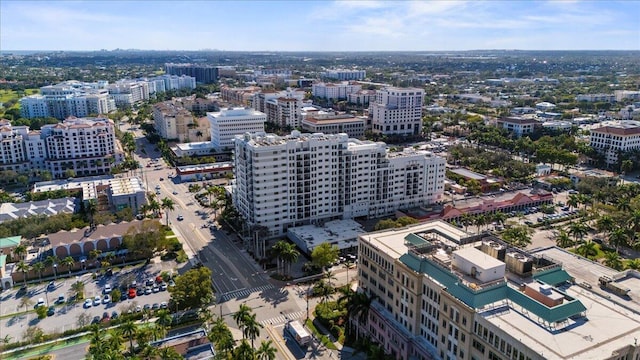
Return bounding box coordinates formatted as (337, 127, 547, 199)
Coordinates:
(233, 131, 445, 237)
(312, 82, 362, 101)
(370, 87, 424, 136)
(301, 113, 367, 138)
(153, 102, 196, 141)
(108, 80, 150, 108)
(220, 85, 262, 106)
(348, 89, 377, 106)
(356, 221, 640, 360)
(0, 120, 30, 173)
(39, 117, 123, 178)
(252, 89, 307, 128)
(322, 69, 366, 81)
(208, 108, 266, 150)
(20, 81, 115, 119)
(589, 120, 640, 165)
(495, 117, 540, 137)
(165, 63, 218, 84)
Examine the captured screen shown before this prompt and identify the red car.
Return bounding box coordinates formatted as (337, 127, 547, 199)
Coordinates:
(128, 288, 136, 299)
(156, 276, 163, 284)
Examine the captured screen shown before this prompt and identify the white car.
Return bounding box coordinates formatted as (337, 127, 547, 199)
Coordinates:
(177, 215, 184, 221)
(104, 284, 112, 294)
(93, 296, 101, 306)
(102, 294, 111, 304)
(84, 299, 93, 308)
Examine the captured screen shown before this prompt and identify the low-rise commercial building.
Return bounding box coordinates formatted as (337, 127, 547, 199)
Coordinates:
(301, 113, 367, 138)
(589, 120, 640, 165)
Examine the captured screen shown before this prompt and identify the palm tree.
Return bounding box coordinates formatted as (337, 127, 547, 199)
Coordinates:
(555, 230, 573, 248)
(160, 197, 175, 226)
(576, 241, 598, 259)
(616, 197, 632, 213)
(608, 227, 630, 254)
(604, 251, 624, 270)
(208, 318, 235, 356)
(281, 244, 300, 278)
(256, 340, 277, 360)
(32, 261, 45, 281)
(272, 240, 288, 276)
(568, 221, 589, 244)
(628, 210, 640, 233)
(105, 328, 123, 352)
(233, 339, 255, 359)
(233, 304, 253, 339)
(492, 212, 507, 227)
(148, 199, 161, 218)
(61, 256, 75, 274)
(243, 313, 263, 348)
(13, 244, 26, 262)
(156, 309, 173, 335)
(44, 255, 59, 279)
(626, 259, 640, 270)
(340, 291, 377, 340)
(460, 213, 474, 233)
(157, 347, 183, 360)
(596, 215, 615, 237)
(85, 199, 98, 227)
(70, 280, 85, 300)
(566, 195, 579, 211)
(121, 320, 137, 354)
(18, 296, 33, 312)
(16, 261, 30, 286)
(474, 213, 487, 233)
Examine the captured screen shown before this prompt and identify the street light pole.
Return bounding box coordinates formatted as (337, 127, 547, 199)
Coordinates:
(306, 283, 311, 322)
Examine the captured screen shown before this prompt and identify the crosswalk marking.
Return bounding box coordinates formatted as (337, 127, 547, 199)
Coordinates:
(220, 284, 275, 302)
(259, 310, 306, 326)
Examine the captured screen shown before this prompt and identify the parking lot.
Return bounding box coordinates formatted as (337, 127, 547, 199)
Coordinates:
(0, 261, 174, 340)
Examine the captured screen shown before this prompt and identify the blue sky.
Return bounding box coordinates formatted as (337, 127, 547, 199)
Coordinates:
(1, 0, 638, 51)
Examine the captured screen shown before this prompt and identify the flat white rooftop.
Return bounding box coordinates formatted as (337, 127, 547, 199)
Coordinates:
(361, 220, 470, 261)
(453, 246, 504, 270)
(480, 284, 640, 359)
(287, 219, 363, 253)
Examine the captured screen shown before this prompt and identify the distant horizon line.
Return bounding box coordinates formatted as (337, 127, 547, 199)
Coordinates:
(2, 49, 639, 53)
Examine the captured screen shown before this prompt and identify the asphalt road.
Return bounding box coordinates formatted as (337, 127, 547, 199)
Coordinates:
(125, 124, 271, 296)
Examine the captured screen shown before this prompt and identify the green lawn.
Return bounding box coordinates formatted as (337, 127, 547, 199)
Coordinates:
(0, 88, 39, 103)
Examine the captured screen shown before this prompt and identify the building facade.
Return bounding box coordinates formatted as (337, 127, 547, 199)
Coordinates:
(322, 69, 366, 81)
(312, 82, 363, 101)
(20, 81, 116, 119)
(589, 120, 640, 165)
(208, 108, 266, 150)
(0, 120, 30, 173)
(39, 117, 123, 178)
(153, 102, 196, 141)
(356, 222, 640, 360)
(370, 87, 424, 136)
(233, 131, 445, 237)
(165, 63, 218, 84)
(301, 113, 367, 138)
(495, 117, 540, 137)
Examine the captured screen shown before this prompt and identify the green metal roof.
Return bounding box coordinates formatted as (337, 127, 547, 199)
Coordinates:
(533, 268, 573, 287)
(0, 236, 20, 249)
(404, 233, 428, 246)
(400, 252, 587, 324)
(507, 287, 586, 323)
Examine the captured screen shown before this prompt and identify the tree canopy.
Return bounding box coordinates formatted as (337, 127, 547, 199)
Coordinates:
(311, 242, 340, 270)
(168, 266, 214, 310)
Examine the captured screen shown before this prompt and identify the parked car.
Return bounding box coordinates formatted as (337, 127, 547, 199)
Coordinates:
(84, 299, 93, 308)
(177, 215, 184, 221)
(128, 288, 136, 299)
(91, 316, 101, 324)
(56, 294, 65, 304)
(160, 301, 168, 309)
(35, 298, 45, 309)
(145, 287, 152, 295)
(104, 284, 112, 294)
(93, 296, 101, 306)
(47, 306, 55, 316)
(102, 294, 111, 304)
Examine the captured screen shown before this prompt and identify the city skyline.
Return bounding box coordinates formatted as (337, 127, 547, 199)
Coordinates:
(1, 0, 639, 52)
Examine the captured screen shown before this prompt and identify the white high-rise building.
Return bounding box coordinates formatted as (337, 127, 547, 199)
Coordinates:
(0, 118, 123, 178)
(322, 69, 366, 81)
(20, 81, 115, 119)
(233, 131, 445, 237)
(589, 120, 640, 165)
(208, 108, 266, 150)
(312, 82, 362, 101)
(40, 117, 123, 178)
(370, 87, 424, 136)
(0, 120, 30, 173)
